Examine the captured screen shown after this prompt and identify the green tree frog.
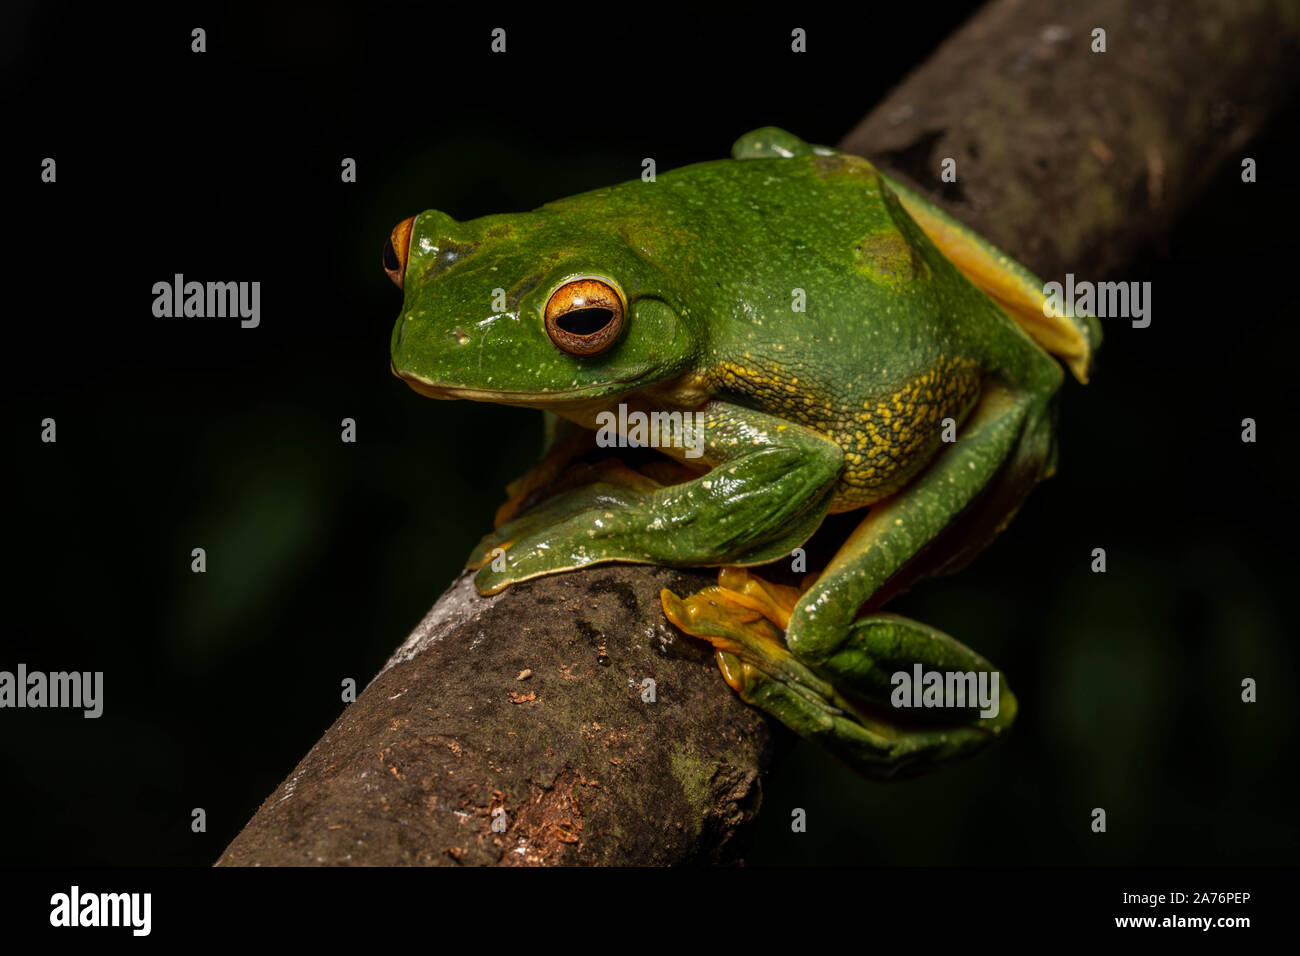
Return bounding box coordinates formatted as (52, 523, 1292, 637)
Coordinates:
(385, 128, 1099, 779)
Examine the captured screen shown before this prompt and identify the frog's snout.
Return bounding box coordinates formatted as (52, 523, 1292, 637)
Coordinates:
(383, 216, 415, 290)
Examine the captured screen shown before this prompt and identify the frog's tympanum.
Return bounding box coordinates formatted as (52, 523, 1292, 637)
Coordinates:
(386, 128, 1100, 779)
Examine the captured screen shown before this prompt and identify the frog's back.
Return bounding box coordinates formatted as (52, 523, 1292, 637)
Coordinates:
(639, 151, 1028, 365)
(636, 154, 1042, 508)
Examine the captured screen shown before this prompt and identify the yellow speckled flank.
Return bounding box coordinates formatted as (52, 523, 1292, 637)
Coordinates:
(707, 355, 980, 510)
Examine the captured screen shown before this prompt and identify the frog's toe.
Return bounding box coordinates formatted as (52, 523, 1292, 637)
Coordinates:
(466, 529, 519, 571)
(659, 567, 805, 647)
(714, 567, 806, 629)
(472, 562, 509, 595)
(660, 587, 779, 698)
(660, 570, 823, 707)
(660, 580, 786, 657)
(712, 649, 747, 694)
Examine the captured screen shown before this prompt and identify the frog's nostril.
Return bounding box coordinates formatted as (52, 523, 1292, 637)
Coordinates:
(383, 216, 416, 289)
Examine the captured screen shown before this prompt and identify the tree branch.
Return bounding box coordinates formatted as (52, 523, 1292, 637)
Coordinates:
(217, 0, 1298, 866)
(217, 568, 775, 865)
(840, 0, 1299, 279)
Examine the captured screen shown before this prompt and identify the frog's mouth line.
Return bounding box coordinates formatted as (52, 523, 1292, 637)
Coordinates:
(391, 362, 628, 405)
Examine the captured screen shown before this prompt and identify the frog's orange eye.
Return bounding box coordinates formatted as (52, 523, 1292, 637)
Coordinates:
(383, 216, 415, 289)
(544, 277, 625, 356)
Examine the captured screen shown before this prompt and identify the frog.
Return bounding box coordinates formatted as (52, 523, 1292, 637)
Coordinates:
(385, 127, 1100, 779)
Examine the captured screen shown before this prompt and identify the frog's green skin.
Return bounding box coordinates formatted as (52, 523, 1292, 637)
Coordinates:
(388, 128, 1099, 779)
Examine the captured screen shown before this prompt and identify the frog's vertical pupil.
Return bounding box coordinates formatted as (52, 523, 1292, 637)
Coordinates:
(382, 237, 400, 273)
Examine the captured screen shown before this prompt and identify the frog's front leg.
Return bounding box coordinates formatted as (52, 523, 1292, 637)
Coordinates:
(471, 401, 843, 595)
(467, 459, 666, 570)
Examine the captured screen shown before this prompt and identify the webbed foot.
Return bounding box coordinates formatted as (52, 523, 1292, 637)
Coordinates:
(662, 569, 1017, 779)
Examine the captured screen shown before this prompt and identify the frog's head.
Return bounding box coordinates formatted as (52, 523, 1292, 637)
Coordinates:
(386, 207, 697, 408)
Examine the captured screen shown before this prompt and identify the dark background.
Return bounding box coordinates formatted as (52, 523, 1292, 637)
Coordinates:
(3, 2, 1296, 866)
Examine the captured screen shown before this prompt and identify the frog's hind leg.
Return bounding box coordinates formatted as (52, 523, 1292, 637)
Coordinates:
(878, 172, 1101, 384)
(663, 381, 1048, 777)
(785, 380, 1052, 665)
(853, 386, 1058, 614)
(662, 573, 1016, 778)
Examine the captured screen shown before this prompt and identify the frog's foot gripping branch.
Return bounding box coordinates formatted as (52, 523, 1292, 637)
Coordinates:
(661, 568, 1017, 780)
(661, 568, 804, 694)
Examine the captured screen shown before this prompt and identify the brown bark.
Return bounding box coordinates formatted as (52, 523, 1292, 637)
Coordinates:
(217, 0, 1299, 866)
(840, 0, 1299, 280)
(216, 567, 775, 866)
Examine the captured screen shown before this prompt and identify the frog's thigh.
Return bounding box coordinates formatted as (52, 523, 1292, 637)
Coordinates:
(787, 383, 1040, 664)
